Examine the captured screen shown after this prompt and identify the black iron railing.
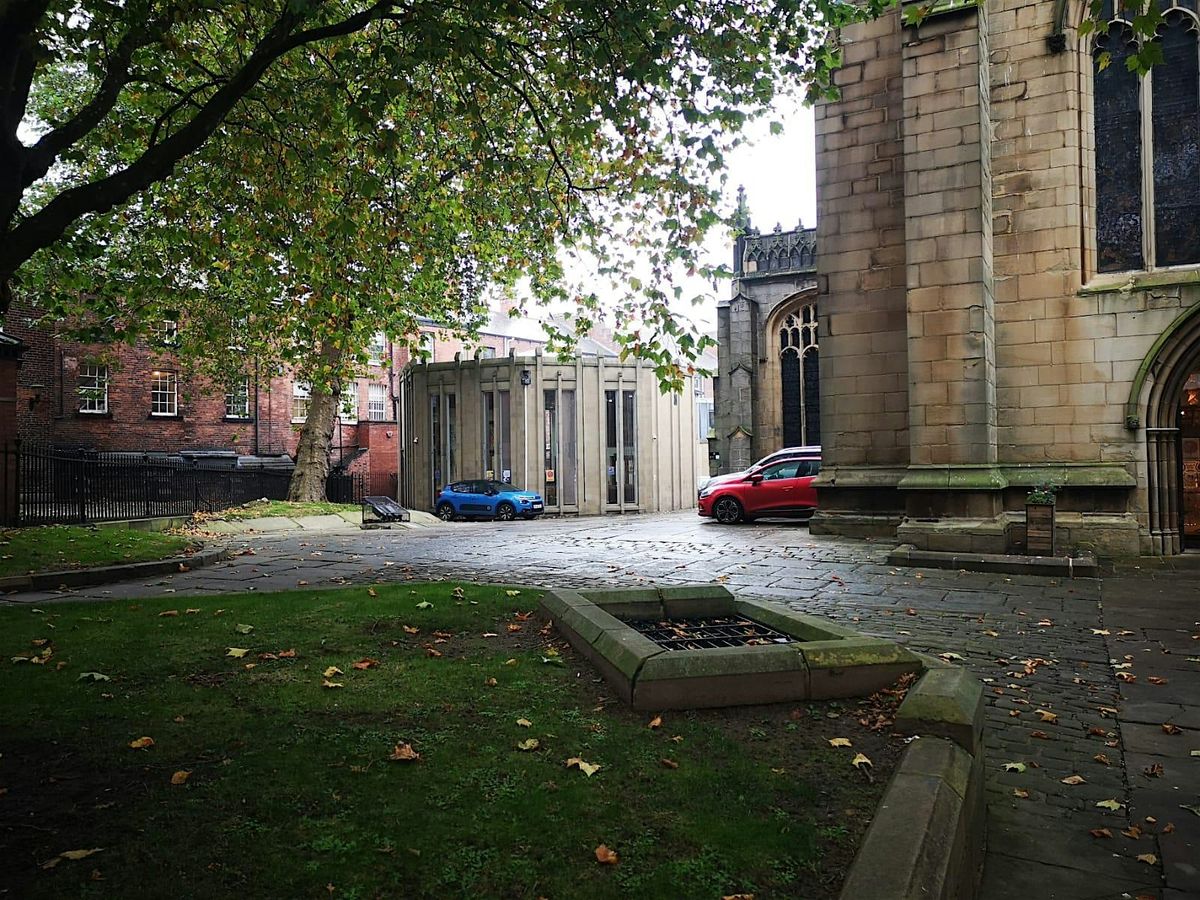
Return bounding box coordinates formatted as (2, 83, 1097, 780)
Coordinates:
(0, 443, 364, 526)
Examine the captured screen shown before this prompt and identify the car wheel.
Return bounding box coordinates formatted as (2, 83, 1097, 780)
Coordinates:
(495, 502, 516, 522)
(713, 496, 744, 524)
(436, 502, 456, 522)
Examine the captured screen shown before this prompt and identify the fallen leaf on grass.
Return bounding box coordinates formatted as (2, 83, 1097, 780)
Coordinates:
(128, 737, 154, 750)
(389, 743, 420, 762)
(235, 624, 254, 635)
(367, 588, 377, 598)
(170, 771, 190, 785)
(516, 718, 532, 728)
(505, 658, 518, 666)
(322, 680, 343, 689)
(851, 753, 872, 770)
(277, 649, 297, 659)
(1089, 828, 1113, 839)
(77, 672, 110, 682)
(721, 895, 754, 900)
(647, 716, 663, 729)
(425, 647, 443, 659)
(1136, 853, 1158, 865)
(351, 658, 379, 671)
(516, 739, 540, 752)
(565, 758, 601, 776)
(416, 601, 433, 610)
(514, 611, 534, 621)
(1061, 775, 1087, 785)
(594, 845, 619, 865)
(506, 623, 522, 633)
(484, 677, 498, 687)
(828, 738, 852, 748)
(1096, 799, 1124, 811)
(660, 758, 679, 770)
(226, 648, 249, 659)
(158, 610, 179, 618)
(323, 666, 343, 678)
(505, 590, 522, 597)
(403, 625, 419, 635)
(540, 656, 564, 667)
(41, 848, 103, 869)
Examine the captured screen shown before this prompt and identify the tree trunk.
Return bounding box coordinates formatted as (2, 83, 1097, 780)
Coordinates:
(287, 343, 345, 502)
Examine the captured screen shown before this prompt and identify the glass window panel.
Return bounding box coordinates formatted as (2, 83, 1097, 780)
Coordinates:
(430, 394, 441, 496)
(543, 389, 558, 506)
(447, 393, 457, 484)
(622, 390, 636, 505)
(1152, 15, 1200, 267)
(605, 390, 618, 505)
(291, 381, 310, 423)
(498, 390, 511, 483)
(367, 383, 387, 420)
(781, 350, 802, 446)
(482, 390, 496, 478)
(78, 364, 108, 414)
(803, 348, 821, 446)
(151, 371, 177, 416)
(225, 377, 250, 419)
(340, 381, 358, 423)
(562, 390, 577, 506)
(1094, 25, 1146, 272)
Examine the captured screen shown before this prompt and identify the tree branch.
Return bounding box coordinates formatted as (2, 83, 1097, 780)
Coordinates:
(2, 0, 404, 281)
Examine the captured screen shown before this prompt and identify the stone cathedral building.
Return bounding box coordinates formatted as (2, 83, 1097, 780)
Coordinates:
(713, 208, 821, 476)
(717, 0, 1200, 556)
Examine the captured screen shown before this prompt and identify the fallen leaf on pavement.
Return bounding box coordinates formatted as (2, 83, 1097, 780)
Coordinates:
(1162, 723, 1183, 735)
(594, 845, 618, 865)
(1094, 754, 1111, 765)
(1003, 762, 1027, 773)
(1089, 828, 1112, 839)
(1143, 763, 1164, 778)
(938, 652, 964, 661)
(1096, 799, 1124, 811)
(1136, 854, 1157, 865)
(1036, 709, 1058, 723)
(1013, 788, 1029, 799)
(1147, 676, 1167, 685)
(41, 848, 103, 869)
(1061, 775, 1086, 785)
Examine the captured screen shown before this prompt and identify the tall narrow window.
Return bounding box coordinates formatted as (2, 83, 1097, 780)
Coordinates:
(225, 377, 251, 419)
(544, 389, 558, 506)
(292, 382, 310, 423)
(340, 381, 358, 423)
(151, 371, 177, 417)
(482, 390, 497, 479)
(446, 393, 457, 484)
(78, 364, 109, 414)
(498, 390, 511, 482)
(368, 383, 387, 420)
(622, 390, 637, 504)
(430, 394, 442, 496)
(1094, 10, 1200, 272)
(561, 390, 577, 505)
(606, 390, 619, 505)
(780, 304, 820, 446)
(367, 332, 387, 366)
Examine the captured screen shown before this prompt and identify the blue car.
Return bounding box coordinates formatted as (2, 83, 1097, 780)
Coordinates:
(435, 480, 545, 522)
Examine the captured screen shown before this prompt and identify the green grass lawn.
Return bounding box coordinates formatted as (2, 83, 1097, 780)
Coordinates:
(205, 499, 358, 521)
(0, 525, 197, 578)
(0, 583, 902, 899)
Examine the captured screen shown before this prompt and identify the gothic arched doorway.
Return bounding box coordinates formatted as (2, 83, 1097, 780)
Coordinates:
(779, 303, 820, 447)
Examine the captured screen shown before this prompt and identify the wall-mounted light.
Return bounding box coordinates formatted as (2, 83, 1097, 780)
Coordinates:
(520, 369, 532, 386)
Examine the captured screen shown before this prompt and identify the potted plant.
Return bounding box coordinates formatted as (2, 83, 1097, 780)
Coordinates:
(1025, 482, 1058, 556)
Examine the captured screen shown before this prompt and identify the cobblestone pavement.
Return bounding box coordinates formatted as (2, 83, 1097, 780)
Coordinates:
(5, 512, 1195, 899)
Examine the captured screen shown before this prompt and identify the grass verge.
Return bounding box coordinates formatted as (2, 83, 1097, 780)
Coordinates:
(202, 500, 358, 521)
(0, 582, 905, 898)
(0, 525, 197, 579)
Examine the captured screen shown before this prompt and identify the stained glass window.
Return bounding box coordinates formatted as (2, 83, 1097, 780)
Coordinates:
(780, 303, 820, 447)
(1094, 23, 1144, 273)
(1152, 13, 1200, 266)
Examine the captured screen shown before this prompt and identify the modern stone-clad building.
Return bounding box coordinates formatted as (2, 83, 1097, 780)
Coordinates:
(400, 351, 700, 516)
(809, 0, 1200, 555)
(713, 220, 821, 475)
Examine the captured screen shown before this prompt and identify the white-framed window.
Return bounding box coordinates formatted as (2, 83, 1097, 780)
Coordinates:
(225, 377, 251, 420)
(160, 320, 178, 344)
(292, 381, 310, 423)
(78, 363, 109, 414)
(417, 331, 435, 358)
(1093, 7, 1200, 272)
(150, 371, 178, 416)
(367, 332, 387, 366)
(368, 383, 387, 421)
(341, 381, 359, 423)
(478, 346, 497, 359)
(696, 398, 714, 442)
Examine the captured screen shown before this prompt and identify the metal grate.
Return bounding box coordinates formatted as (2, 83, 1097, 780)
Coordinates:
(630, 617, 798, 651)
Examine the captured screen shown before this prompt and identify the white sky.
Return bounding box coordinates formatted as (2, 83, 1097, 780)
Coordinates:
(675, 96, 817, 333)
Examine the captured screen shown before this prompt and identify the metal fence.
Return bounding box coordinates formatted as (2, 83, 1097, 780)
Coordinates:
(1, 443, 364, 526)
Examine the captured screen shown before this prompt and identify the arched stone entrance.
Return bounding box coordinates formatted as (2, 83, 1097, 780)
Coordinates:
(1130, 303, 1200, 554)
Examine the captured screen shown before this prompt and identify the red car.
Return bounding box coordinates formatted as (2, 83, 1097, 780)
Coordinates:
(697, 454, 821, 524)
